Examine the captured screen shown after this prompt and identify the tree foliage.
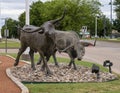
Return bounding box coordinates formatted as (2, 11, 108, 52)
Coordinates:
(1, 18, 19, 38)
(19, 0, 104, 36)
(1, 0, 113, 38)
(113, 0, 120, 32)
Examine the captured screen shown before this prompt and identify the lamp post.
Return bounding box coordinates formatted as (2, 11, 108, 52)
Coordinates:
(103, 15, 106, 38)
(22, 0, 30, 60)
(108, 0, 113, 38)
(5, 18, 8, 54)
(110, 0, 112, 24)
(0, 1, 2, 41)
(1, 18, 9, 53)
(25, 0, 30, 25)
(95, 15, 99, 38)
(95, 16, 97, 38)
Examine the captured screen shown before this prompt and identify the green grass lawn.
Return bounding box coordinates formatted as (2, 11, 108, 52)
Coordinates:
(25, 81, 120, 93)
(0, 40, 20, 48)
(2, 53, 120, 93)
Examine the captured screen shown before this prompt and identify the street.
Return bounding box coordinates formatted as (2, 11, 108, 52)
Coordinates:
(83, 40, 120, 74)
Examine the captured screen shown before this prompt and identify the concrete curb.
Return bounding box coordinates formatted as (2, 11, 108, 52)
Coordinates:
(6, 55, 30, 93)
(6, 55, 30, 64)
(6, 68, 29, 93)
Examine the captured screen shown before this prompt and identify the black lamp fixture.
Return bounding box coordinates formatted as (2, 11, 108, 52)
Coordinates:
(103, 60, 113, 73)
(92, 64, 100, 79)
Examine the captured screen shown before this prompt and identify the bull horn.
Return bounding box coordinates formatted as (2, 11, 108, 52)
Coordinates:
(22, 27, 44, 33)
(51, 6, 66, 24)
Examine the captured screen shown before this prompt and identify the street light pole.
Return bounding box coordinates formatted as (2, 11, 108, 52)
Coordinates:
(25, 0, 30, 25)
(5, 18, 8, 54)
(0, 1, 2, 40)
(110, 0, 112, 24)
(22, 0, 30, 60)
(95, 16, 98, 38)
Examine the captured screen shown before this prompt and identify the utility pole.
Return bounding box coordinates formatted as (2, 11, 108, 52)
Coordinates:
(110, 0, 112, 24)
(110, 0, 113, 38)
(95, 16, 98, 38)
(22, 0, 30, 60)
(0, 1, 2, 41)
(5, 18, 8, 54)
(25, 0, 30, 25)
(103, 15, 106, 38)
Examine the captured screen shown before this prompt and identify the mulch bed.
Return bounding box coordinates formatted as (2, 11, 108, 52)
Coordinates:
(11, 63, 118, 83)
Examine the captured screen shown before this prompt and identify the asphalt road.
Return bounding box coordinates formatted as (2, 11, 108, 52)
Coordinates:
(82, 40, 120, 74)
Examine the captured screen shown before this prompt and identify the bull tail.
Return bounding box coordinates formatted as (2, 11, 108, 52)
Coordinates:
(93, 38, 97, 46)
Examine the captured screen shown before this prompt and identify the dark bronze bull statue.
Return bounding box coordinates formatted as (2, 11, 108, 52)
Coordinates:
(37, 31, 85, 70)
(14, 9, 66, 75)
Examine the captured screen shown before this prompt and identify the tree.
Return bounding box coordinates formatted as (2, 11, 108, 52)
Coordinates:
(19, 0, 106, 36)
(113, 0, 120, 32)
(1, 18, 19, 38)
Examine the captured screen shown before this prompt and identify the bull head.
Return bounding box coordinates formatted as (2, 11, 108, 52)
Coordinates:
(20, 7, 66, 35)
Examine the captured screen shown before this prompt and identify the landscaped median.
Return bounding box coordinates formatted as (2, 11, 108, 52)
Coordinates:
(4, 54, 120, 93)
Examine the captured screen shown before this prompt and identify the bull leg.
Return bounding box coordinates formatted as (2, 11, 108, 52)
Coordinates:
(39, 52, 52, 75)
(52, 53, 59, 67)
(14, 46, 27, 66)
(73, 60, 77, 70)
(29, 49, 36, 70)
(68, 59, 77, 70)
(68, 60, 72, 67)
(67, 50, 77, 70)
(67, 50, 73, 68)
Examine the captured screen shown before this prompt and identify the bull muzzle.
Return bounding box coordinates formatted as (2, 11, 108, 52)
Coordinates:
(77, 57, 82, 61)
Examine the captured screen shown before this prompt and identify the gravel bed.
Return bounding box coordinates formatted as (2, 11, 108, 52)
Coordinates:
(10, 63, 118, 82)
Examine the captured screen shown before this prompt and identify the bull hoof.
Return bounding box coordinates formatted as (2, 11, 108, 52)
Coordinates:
(74, 67, 77, 70)
(37, 62, 41, 65)
(46, 71, 53, 76)
(32, 67, 36, 70)
(14, 63, 18, 66)
(55, 64, 59, 67)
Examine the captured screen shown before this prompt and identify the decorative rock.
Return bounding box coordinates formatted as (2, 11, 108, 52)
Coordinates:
(10, 63, 118, 83)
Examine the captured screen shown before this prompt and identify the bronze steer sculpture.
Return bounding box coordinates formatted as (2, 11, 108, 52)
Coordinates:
(37, 31, 85, 70)
(14, 10, 65, 75)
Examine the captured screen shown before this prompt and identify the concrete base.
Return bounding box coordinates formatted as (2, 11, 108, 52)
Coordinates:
(22, 54, 30, 61)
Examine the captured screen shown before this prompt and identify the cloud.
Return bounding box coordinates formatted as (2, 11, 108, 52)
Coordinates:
(0, 0, 47, 20)
(0, 0, 117, 28)
(1, 2, 25, 9)
(1, 9, 24, 18)
(100, 0, 116, 19)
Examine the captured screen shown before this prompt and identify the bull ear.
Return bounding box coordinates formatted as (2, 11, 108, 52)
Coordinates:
(38, 28, 44, 34)
(51, 6, 66, 25)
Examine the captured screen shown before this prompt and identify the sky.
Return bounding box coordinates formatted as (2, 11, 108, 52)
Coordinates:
(0, 0, 116, 28)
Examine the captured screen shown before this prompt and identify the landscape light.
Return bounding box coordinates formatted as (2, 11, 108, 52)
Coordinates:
(103, 60, 113, 73)
(92, 64, 100, 79)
